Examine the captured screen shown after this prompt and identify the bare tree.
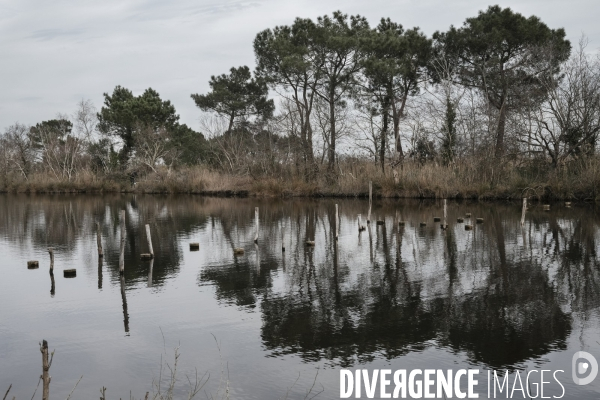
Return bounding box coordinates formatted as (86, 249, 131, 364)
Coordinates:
(526, 37, 600, 167)
(31, 115, 86, 181)
(73, 99, 98, 140)
(133, 125, 181, 175)
(3, 123, 35, 180)
(312, 97, 351, 167)
(350, 98, 382, 162)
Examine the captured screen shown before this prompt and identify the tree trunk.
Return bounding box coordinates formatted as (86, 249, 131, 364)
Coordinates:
(327, 91, 336, 173)
(391, 94, 407, 184)
(228, 112, 235, 133)
(301, 118, 316, 181)
(380, 105, 389, 173)
(297, 90, 316, 182)
(495, 101, 507, 159)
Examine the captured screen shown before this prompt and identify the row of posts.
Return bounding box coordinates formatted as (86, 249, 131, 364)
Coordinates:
(39, 194, 565, 277)
(96, 210, 155, 274)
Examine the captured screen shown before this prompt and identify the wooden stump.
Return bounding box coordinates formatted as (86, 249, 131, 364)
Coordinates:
(433, 217, 441, 222)
(189, 243, 199, 251)
(398, 221, 405, 226)
(465, 225, 473, 230)
(465, 213, 471, 218)
(457, 218, 464, 223)
(63, 269, 77, 278)
(305, 240, 315, 246)
(27, 260, 39, 269)
(476, 218, 484, 223)
(419, 222, 427, 227)
(543, 204, 550, 211)
(140, 253, 153, 260)
(233, 248, 244, 255)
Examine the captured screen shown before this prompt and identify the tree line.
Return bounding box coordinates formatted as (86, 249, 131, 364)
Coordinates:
(2, 5, 599, 189)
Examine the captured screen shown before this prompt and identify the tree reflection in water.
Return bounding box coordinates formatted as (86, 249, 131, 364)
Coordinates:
(3, 195, 599, 370)
(197, 200, 591, 369)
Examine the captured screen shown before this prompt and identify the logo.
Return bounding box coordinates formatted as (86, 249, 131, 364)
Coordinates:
(572, 351, 598, 385)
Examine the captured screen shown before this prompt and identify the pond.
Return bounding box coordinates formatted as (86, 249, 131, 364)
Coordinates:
(0, 194, 599, 399)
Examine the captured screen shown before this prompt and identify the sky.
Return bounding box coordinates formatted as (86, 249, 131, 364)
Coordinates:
(0, 0, 598, 132)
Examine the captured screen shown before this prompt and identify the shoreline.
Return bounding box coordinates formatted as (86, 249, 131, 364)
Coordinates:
(0, 185, 595, 201)
(1, 162, 598, 201)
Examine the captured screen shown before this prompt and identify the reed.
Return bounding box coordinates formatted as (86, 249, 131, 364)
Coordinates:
(2, 157, 600, 200)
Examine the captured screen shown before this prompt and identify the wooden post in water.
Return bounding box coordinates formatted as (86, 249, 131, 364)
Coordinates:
(96, 222, 103, 258)
(254, 207, 259, 243)
(47, 247, 56, 295)
(358, 214, 363, 231)
(521, 198, 527, 226)
(50, 271, 55, 296)
(120, 275, 129, 334)
(255, 242, 260, 271)
(145, 224, 154, 259)
(335, 204, 339, 240)
(119, 210, 125, 274)
(281, 224, 285, 252)
(40, 340, 51, 400)
(98, 256, 102, 290)
(367, 181, 372, 224)
(443, 199, 447, 229)
(47, 247, 54, 273)
(148, 258, 154, 288)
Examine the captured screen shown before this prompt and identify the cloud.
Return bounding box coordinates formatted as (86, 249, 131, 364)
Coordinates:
(0, 0, 598, 131)
(30, 28, 86, 41)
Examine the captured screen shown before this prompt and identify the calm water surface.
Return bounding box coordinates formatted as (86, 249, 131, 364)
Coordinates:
(1, 194, 600, 399)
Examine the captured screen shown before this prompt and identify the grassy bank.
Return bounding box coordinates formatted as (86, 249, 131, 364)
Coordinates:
(2, 159, 600, 200)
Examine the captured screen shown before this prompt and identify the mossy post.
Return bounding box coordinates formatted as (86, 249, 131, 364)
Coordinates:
(119, 210, 125, 274)
(254, 207, 259, 243)
(521, 198, 527, 226)
(367, 181, 372, 224)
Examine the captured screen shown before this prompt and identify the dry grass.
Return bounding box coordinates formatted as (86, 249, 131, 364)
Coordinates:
(1, 158, 600, 200)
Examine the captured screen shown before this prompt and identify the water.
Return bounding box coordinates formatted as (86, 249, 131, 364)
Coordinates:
(0, 194, 599, 399)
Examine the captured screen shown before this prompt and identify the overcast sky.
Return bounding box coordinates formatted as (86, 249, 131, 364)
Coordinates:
(1, 0, 598, 132)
